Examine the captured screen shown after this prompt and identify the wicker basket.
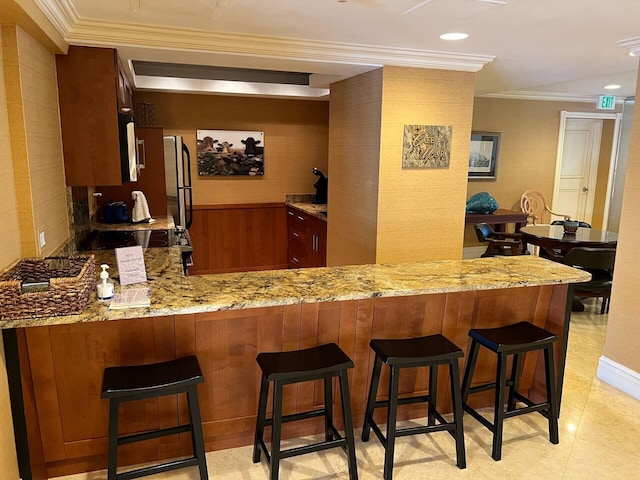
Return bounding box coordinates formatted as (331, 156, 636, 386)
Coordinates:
(0, 255, 95, 320)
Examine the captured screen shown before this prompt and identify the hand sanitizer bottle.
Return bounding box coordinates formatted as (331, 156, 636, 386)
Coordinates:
(97, 264, 114, 301)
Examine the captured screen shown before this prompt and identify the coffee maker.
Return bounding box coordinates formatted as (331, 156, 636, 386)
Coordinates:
(312, 168, 328, 204)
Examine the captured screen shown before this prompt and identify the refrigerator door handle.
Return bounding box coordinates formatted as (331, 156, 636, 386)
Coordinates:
(181, 142, 193, 229)
(184, 185, 193, 230)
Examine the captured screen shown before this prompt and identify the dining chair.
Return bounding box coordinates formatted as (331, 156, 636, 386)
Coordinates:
(562, 247, 616, 314)
(520, 190, 571, 224)
(474, 223, 527, 257)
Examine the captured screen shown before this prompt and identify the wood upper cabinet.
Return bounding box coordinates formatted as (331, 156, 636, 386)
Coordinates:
(95, 126, 168, 217)
(287, 207, 327, 268)
(56, 45, 132, 186)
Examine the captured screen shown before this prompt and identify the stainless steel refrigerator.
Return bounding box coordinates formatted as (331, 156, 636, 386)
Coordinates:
(163, 136, 193, 230)
(164, 135, 194, 273)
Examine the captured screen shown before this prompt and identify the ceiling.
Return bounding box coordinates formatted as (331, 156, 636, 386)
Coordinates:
(36, 0, 640, 101)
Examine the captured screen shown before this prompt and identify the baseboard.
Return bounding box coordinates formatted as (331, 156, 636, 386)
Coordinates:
(463, 246, 486, 259)
(597, 355, 640, 400)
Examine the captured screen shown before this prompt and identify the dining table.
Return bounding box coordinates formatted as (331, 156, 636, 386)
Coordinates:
(520, 224, 618, 259)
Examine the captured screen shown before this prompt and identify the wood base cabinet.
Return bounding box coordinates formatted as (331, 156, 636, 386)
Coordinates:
(287, 207, 326, 268)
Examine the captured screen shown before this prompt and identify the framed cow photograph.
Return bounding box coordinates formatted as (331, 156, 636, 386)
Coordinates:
(196, 130, 264, 176)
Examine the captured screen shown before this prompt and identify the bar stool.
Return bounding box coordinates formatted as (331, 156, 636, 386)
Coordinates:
(461, 321, 559, 461)
(100, 355, 208, 480)
(252, 342, 358, 480)
(361, 334, 466, 480)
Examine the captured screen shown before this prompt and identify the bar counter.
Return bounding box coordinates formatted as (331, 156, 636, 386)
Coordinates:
(3, 252, 589, 479)
(1, 249, 588, 328)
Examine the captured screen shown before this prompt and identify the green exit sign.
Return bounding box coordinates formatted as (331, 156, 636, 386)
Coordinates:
(597, 95, 616, 110)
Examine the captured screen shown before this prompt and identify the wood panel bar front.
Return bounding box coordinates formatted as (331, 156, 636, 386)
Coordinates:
(21, 283, 569, 478)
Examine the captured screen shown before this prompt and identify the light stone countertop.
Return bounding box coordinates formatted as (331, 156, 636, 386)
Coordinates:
(0, 252, 590, 329)
(93, 215, 175, 231)
(287, 202, 328, 221)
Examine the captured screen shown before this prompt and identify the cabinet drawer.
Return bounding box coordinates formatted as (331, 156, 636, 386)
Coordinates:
(286, 206, 326, 268)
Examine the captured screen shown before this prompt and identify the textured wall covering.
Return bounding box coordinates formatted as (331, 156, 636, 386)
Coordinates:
(326, 68, 383, 266)
(0, 29, 22, 270)
(133, 91, 329, 205)
(468, 97, 620, 214)
(603, 63, 640, 373)
(327, 66, 475, 266)
(2, 26, 68, 258)
(0, 25, 21, 480)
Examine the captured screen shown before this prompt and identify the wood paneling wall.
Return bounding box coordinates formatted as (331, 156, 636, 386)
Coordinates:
(21, 284, 569, 478)
(189, 204, 288, 274)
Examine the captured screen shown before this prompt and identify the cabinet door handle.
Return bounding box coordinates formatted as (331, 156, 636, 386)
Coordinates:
(288, 211, 294, 216)
(297, 215, 304, 221)
(292, 257, 300, 263)
(136, 139, 146, 170)
(293, 232, 299, 237)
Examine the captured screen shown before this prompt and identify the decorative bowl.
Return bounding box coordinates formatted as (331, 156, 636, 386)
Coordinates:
(563, 220, 579, 234)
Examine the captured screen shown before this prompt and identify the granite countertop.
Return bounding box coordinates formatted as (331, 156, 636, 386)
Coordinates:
(93, 215, 175, 231)
(0, 253, 590, 329)
(285, 194, 327, 221)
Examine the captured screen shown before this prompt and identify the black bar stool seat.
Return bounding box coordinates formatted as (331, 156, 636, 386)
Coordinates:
(362, 334, 466, 480)
(253, 342, 358, 480)
(101, 355, 208, 480)
(461, 321, 559, 461)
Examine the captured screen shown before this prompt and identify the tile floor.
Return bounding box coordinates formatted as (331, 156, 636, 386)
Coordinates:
(55, 298, 639, 480)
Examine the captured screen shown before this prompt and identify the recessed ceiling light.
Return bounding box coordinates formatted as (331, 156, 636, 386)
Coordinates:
(604, 84, 621, 90)
(440, 32, 469, 41)
(629, 51, 637, 57)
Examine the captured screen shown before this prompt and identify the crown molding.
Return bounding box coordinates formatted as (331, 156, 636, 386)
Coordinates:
(36, 0, 493, 73)
(34, 0, 78, 35)
(618, 36, 640, 56)
(479, 90, 616, 103)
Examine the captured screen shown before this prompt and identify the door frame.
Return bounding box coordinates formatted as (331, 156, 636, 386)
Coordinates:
(553, 111, 622, 229)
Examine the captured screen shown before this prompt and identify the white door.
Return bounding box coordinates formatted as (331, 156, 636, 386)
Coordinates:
(554, 118, 602, 223)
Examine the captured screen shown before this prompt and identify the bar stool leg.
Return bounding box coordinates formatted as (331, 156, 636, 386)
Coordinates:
(449, 359, 466, 469)
(362, 356, 383, 442)
(461, 339, 480, 405)
(186, 385, 209, 480)
(324, 376, 334, 442)
(253, 375, 269, 463)
(384, 366, 400, 480)
(507, 353, 523, 411)
(545, 345, 560, 444)
(107, 398, 120, 480)
(492, 352, 509, 461)
(339, 370, 359, 480)
(270, 380, 284, 480)
(427, 365, 438, 426)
